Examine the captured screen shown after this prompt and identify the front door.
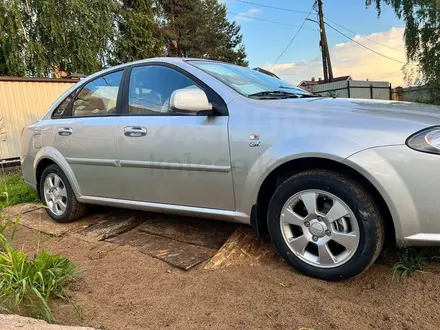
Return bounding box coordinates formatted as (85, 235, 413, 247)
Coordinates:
(53, 70, 124, 199)
(117, 64, 234, 210)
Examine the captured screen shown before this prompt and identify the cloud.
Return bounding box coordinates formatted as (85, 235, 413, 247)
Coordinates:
(233, 8, 261, 22)
(265, 27, 407, 87)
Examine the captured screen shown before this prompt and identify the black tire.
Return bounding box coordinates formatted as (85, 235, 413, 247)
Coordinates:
(267, 169, 385, 281)
(39, 164, 87, 223)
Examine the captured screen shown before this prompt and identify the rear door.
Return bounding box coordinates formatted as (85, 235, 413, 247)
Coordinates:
(53, 70, 124, 198)
(117, 64, 234, 210)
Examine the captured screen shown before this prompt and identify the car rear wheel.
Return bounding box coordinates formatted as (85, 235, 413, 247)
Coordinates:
(267, 169, 385, 281)
(39, 164, 87, 223)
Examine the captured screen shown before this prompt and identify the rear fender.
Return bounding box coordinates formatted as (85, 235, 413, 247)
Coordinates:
(33, 147, 82, 198)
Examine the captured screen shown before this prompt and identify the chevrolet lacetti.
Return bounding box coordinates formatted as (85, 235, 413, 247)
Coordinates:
(20, 58, 440, 281)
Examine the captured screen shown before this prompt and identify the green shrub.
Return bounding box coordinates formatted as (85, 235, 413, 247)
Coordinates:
(0, 243, 79, 322)
(415, 98, 440, 106)
(0, 180, 79, 323)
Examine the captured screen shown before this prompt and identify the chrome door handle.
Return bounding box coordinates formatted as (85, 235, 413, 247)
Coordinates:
(58, 127, 73, 136)
(124, 126, 147, 137)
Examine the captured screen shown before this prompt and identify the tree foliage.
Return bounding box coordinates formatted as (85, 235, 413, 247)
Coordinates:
(0, 0, 28, 76)
(156, 0, 248, 65)
(366, 0, 440, 94)
(0, 0, 117, 77)
(0, 0, 247, 77)
(112, 0, 163, 64)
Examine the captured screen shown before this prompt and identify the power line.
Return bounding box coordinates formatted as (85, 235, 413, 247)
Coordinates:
(227, 11, 318, 30)
(269, 2, 316, 71)
(324, 22, 406, 64)
(325, 17, 404, 53)
(233, 0, 311, 14)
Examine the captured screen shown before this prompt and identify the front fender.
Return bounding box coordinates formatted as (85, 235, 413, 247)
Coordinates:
(235, 135, 369, 217)
(34, 146, 82, 198)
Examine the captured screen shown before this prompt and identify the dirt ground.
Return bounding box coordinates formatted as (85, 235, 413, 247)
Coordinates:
(8, 215, 440, 330)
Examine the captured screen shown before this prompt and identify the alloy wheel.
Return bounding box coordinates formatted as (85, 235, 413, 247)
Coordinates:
(43, 173, 68, 216)
(280, 189, 360, 268)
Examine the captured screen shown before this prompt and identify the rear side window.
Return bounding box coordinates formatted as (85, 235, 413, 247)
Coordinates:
(72, 71, 123, 117)
(52, 94, 73, 118)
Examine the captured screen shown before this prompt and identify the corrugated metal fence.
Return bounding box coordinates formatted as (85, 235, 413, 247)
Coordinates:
(312, 80, 392, 100)
(0, 77, 76, 160)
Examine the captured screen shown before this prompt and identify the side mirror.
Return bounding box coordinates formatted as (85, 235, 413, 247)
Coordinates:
(170, 88, 213, 115)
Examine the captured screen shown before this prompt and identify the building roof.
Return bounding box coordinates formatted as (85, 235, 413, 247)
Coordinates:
(299, 75, 352, 87)
(252, 67, 280, 79)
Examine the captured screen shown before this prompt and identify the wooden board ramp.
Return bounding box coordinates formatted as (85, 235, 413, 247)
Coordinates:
(107, 230, 218, 270)
(204, 226, 282, 270)
(3, 203, 41, 217)
(75, 212, 145, 242)
(8, 203, 282, 271)
(6, 207, 98, 237)
(137, 214, 237, 249)
(108, 215, 237, 270)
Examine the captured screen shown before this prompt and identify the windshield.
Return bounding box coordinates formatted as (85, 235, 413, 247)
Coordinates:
(189, 60, 313, 98)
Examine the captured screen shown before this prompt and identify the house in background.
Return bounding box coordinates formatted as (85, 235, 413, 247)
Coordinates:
(299, 75, 392, 100)
(299, 76, 352, 92)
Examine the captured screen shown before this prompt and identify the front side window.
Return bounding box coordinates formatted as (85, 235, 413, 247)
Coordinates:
(52, 94, 73, 118)
(128, 65, 201, 114)
(189, 61, 312, 98)
(72, 71, 123, 116)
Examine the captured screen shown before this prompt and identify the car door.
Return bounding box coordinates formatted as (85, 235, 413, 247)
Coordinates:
(117, 64, 235, 210)
(53, 70, 124, 199)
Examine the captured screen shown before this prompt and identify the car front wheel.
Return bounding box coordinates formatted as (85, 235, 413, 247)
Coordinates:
(39, 164, 87, 223)
(267, 169, 385, 281)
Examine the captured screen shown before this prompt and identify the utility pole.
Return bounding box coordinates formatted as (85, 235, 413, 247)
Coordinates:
(317, 0, 333, 82)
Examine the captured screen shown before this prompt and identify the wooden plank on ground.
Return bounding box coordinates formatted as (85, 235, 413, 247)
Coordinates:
(10, 208, 98, 237)
(1, 314, 95, 330)
(76, 212, 144, 242)
(4, 203, 41, 217)
(137, 214, 237, 249)
(204, 226, 282, 270)
(107, 230, 217, 270)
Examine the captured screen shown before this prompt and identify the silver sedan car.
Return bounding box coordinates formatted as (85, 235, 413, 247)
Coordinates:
(21, 58, 440, 281)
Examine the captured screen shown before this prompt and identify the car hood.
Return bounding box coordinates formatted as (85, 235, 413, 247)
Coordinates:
(275, 97, 440, 126)
(241, 97, 440, 150)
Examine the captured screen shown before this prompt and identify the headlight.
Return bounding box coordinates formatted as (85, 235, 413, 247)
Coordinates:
(407, 127, 440, 154)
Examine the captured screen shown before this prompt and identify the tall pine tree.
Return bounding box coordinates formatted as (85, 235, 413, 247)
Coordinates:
(157, 0, 248, 65)
(112, 0, 163, 65)
(0, 0, 248, 76)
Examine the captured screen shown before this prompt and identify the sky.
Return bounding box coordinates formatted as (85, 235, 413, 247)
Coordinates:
(224, 0, 407, 87)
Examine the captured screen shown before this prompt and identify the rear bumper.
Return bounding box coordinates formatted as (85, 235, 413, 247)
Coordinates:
(344, 145, 440, 246)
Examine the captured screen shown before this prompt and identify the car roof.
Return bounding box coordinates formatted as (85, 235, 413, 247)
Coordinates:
(81, 57, 224, 85)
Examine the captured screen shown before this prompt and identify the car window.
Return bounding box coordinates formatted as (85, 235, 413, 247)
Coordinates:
(189, 61, 312, 98)
(52, 93, 74, 118)
(128, 66, 202, 114)
(72, 71, 123, 117)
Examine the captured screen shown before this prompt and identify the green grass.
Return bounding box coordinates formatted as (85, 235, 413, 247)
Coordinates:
(0, 171, 39, 209)
(0, 240, 79, 322)
(0, 171, 79, 323)
(392, 247, 440, 279)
